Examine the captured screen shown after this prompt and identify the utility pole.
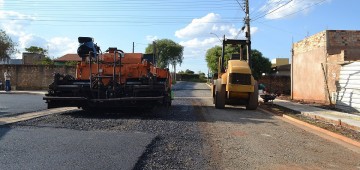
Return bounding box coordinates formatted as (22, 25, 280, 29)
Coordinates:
(132, 42, 134, 53)
(245, 0, 252, 69)
(152, 41, 156, 66)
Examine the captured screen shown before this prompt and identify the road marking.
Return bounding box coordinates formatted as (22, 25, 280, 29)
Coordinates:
(0, 107, 79, 125)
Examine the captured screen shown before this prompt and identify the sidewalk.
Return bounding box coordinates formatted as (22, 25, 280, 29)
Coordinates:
(265, 98, 360, 132)
(0, 90, 47, 95)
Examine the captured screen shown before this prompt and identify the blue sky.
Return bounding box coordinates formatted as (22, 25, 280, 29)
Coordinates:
(0, 0, 359, 74)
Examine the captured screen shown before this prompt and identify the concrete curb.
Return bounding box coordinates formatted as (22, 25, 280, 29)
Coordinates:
(258, 108, 360, 151)
(0, 107, 79, 126)
(270, 101, 360, 132)
(0, 91, 47, 95)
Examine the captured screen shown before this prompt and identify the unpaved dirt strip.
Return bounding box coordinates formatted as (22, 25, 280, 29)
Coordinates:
(193, 96, 360, 170)
(258, 108, 360, 153)
(0, 107, 79, 125)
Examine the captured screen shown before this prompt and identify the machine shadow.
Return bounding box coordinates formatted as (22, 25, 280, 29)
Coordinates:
(0, 124, 11, 142)
(62, 103, 278, 127)
(63, 81, 277, 126)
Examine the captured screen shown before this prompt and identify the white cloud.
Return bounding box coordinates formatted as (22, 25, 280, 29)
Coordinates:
(0, 9, 77, 59)
(175, 13, 259, 41)
(146, 35, 158, 42)
(48, 37, 78, 58)
(175, 13, 221, 39)
(259, 0, 331, 20)
(174, 13, 260, 73)
(180, 38, 218, 49)
(174, 13, 259, 60)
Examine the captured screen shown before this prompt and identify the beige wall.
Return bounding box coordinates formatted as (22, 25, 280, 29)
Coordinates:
(292, 30, 360, 104)
(271, 58, 289, 67)
(326, 51, 345, 100)
(23, 53, 45, 65)
(292, 48, 327, 103)
(0, 65, 75, 90)
(293, 31, 327, 54)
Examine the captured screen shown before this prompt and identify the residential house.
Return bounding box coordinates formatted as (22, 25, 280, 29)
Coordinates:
(54, 54, 81, 66)
(0, 58, 23, 65)
(258, 58, 291, 95)
(23, 52, 45, 65)
(292, 30, 360, 112)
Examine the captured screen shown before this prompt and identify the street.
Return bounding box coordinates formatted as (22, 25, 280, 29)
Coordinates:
(0, 93, 47, 117)
(1, 81, 360, 169)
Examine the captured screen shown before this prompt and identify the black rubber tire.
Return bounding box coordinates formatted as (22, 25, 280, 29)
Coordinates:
(47, 102, 55, 109)
(212, 80, 217, 104)
(246, 81, 259, 110)
(82, 106, 98, 114)
(167, 96, 172, 107)
(215, 84, 226, 109)
(166, 90, 172, 107)
(212, 86, 216, 104)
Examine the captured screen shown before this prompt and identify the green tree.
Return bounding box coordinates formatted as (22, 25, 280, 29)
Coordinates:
(145, 39, 184, 68)
(205, 46, 271, 80)
(250, 49, 272, 80)
(25, 46, 48, 55)
(0, 30, 17, 61)
(185, 69, 194, 74)
(65, 61, 78, 66)
(205, 45, 237, 73)
(38, 57, 54, 65)
(205, 46, 222, 74)
(178, 70, 185, 74)
(198, 71, 206, 80)
(145, 39, 183, 82)
(25, 46, 56, 65)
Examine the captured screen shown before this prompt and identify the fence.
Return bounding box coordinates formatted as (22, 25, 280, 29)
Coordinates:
(0, 65, 75, 90)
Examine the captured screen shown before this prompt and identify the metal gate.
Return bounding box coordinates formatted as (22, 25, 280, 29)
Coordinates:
(336, 61, 360, 113)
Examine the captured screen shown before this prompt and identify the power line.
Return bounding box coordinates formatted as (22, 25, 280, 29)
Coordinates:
(252, 0, 328, 22)
(234, 0, 245, 12)
(3, 0, 240, 13)
(1, 17, 243, 23)
(251, 0, 288, 19)
(252, 0, 293, 22)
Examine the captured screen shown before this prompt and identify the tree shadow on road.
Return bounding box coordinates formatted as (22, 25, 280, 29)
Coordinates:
(0, 123, 11, 141)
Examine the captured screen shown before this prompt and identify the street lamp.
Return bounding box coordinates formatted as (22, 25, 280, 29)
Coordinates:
(210, 32, 222, 44)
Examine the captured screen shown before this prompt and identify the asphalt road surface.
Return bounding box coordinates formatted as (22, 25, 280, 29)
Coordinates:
(1, 81, 360, 170)
(0, 94, 47, 117)
(0, 127, 155, 170)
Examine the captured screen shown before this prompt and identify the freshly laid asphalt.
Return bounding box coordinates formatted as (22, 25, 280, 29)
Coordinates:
(0, 93, 47, 117)
(0, 127, 156, 170)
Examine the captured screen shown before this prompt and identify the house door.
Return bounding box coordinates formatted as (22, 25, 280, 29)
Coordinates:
(336, 61, 360, 113)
